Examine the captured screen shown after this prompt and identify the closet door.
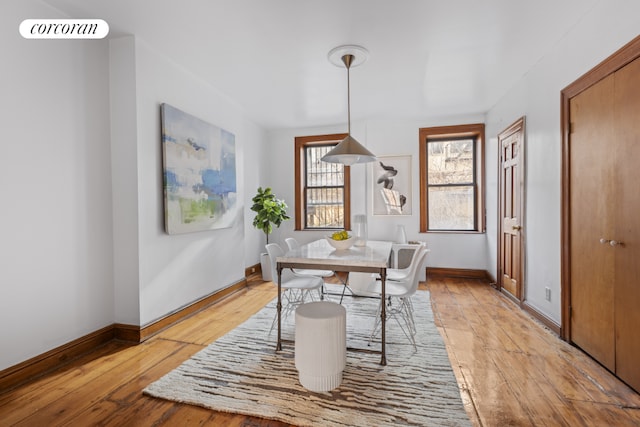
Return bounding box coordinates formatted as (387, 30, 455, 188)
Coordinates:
(614, 56, 640, 391)
(569, 73, 616, 371)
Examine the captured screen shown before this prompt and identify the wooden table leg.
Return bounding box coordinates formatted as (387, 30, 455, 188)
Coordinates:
(276, 263, 282, 351)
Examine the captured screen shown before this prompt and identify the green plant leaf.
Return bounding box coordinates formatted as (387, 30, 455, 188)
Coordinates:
(250, 187, 289, 244)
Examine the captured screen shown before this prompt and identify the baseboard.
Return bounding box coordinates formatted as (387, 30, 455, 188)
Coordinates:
(137, 278, 247, 341)
(425, 266, 562, 336)
(245, 263, 261, 278)
(427, 267, 491, 281)
(0, 325, 116, 392)
(0, 278, 248, 393)
(113, 323, 141, 342)
(522, 301, 561, 335)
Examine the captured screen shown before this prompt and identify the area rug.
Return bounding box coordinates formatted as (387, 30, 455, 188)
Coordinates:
(144, 288, 470, 427)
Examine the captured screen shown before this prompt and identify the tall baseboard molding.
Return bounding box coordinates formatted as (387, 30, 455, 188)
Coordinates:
(522, 301, 561, 336)
(0, 325, 116, 392)
(0, 278, 247, 393)
(245, 263, 261, 278)
(136, 279, 247, 341)
(427, 267, 561, 336)
(427, 267, 491, 281)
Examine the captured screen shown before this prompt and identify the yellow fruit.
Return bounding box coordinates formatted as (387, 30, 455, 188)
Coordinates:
(331, 230, 350, 240)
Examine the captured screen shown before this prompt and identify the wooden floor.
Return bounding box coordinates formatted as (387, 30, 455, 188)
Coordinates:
(1, 275, 639, 426)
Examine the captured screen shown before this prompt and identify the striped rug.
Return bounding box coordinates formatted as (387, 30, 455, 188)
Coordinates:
(144, 289, 470, 426)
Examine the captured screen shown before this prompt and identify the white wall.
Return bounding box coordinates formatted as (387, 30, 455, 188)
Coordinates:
(485, 1, 640, 323)
(244, 124, 270, 266)
(1, 5, 269, 370)
(109, 37, 140, 325)
(112, 37, 267, 326)
(266, 114, 488, 276)
(0, 1, 114, 369)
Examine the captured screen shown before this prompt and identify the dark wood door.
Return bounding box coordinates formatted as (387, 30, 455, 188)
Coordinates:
(563, 35, 640, 393)
(498, 118, 525, 300)
(569, 72, 616, 372)
(613, 56, 640, 391)
(569, 56, 640, 389)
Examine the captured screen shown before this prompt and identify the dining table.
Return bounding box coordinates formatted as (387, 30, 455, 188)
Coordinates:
(275, 239, 393, 365)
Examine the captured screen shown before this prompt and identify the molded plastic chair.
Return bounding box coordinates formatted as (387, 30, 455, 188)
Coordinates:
(386, 242, 427, 282)
(368, 247, 428, 350)
(285, 237, 347, 300)
(265, 243, 324, 333)
(350, 244, 428, 297)
(284, 237, 334, 279)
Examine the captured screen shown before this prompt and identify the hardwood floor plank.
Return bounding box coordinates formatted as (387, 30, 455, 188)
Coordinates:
(106, 341, 203, 404)
(10, 340, 187, 426)
(98, 396, 180, 427)
(1, 275, 638, 426)
(430, 278, 640, 426)
(0, 340, 127, 407)
(156, 284, 276, 346)
(459, 364, 533, 426)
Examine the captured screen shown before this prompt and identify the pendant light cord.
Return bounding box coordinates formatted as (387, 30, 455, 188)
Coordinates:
(347, 63, 351, 135)
(342, 54, 354, 136)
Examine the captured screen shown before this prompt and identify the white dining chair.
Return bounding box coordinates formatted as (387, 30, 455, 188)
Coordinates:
(387, 242, 427, 282)
(284, 237, 347, 300)
(284, 237, 335, 279)
(349, 244, 428, 296)
(367, 246, 428, 350)
(265, 243, 324, 334)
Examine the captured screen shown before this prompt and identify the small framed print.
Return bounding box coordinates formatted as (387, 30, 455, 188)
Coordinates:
(372, 155, 412, 216)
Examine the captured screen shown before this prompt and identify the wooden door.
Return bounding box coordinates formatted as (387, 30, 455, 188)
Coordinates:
(568, 73, 616, 371)
(498, 118, 525, 300)
(563, 35, 640, 393)
(613, 56, 640, 391)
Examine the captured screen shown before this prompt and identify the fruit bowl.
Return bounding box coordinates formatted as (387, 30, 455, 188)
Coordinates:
(326, 234, 355, 251)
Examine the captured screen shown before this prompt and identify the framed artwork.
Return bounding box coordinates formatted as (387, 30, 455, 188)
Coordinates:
(372, 155, 412, 216)
(161, 103, 238, 234)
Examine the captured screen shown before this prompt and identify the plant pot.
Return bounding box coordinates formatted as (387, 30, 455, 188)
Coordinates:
(260, 252, 272, 281)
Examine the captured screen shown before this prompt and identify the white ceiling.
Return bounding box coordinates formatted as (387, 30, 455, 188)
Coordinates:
(43, 0, 597, 130)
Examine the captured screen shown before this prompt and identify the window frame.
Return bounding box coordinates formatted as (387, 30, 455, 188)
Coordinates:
(294, 134, 351, 231)
(419, 124, 485, 233)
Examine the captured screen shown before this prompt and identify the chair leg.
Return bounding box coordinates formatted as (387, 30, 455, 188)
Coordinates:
(368, 298, 384, 345)
(268, 288, 319, 336)
(368, 296, 417, 351)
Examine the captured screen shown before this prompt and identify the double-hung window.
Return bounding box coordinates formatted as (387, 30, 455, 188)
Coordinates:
(419, 124, 485, 232)
(294, 134, 351, 230)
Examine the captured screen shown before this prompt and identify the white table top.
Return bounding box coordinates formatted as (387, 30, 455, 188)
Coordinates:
(277, 239, 392, 269)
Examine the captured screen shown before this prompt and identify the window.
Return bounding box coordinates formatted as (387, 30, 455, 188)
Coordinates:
(295, 134, 351, 230)
(419, 124, 485, 232)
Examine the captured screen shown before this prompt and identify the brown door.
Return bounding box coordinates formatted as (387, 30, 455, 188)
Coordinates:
(498, 118, 525, 300)
(568, 73, 616, 371)
(567, 52, 640, 391)
(613, 56, 640, 391)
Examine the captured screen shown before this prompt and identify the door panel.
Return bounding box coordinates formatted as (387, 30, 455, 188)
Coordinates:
(569, 74, 616, 371)
(499, 119, 524, 300)
(613, 56, 640, 391)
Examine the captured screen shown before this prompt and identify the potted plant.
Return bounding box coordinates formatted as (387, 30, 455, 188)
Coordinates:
(251, 187, 290, 280)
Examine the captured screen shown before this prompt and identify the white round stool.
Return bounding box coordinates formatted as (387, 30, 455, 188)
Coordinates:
(295, 301, 347, 392)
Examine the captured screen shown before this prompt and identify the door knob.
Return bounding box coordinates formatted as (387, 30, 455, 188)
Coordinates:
(599, 238, 610, 244)
(610, 240, 624, 247)
(512, 225, 522, 231)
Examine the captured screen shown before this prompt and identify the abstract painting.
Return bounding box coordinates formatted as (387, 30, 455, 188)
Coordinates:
(372, 155, 412, 215)
(161, 103, 237, 234)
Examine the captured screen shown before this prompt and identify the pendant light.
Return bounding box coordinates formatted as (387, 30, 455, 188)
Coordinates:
(322, 45, 376, 166)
